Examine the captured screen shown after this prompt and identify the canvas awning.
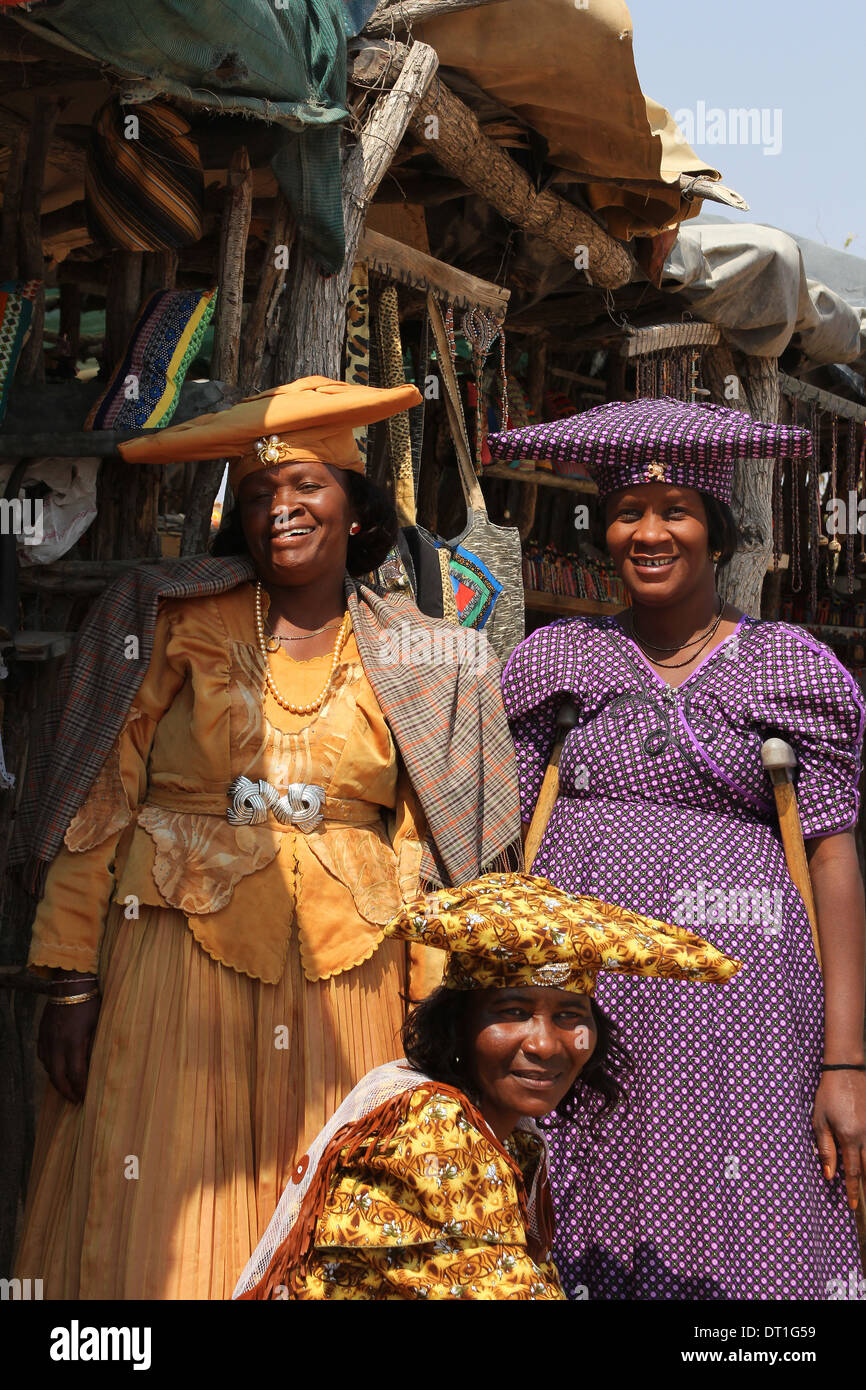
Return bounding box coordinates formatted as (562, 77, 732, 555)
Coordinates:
(414, 0, 722, 240)
(662, 219, 866, 374)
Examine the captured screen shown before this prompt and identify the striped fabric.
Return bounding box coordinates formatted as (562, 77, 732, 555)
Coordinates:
(86, 99, 203, 252)
(487, 396, 814, 505)
(9, 559, 521, 901)
(85, 288, 217, 430)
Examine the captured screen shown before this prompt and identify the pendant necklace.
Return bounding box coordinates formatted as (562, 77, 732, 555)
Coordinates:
(629, 600, 725, 671)
(255, 582, 350, 714)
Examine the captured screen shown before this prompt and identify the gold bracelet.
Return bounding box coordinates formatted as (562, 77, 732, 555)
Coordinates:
(47, 989, 100, 1006)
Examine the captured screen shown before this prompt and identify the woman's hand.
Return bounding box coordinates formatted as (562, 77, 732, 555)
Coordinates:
(813, 1069, 866, 1208)
(37, 980, 101, 1104)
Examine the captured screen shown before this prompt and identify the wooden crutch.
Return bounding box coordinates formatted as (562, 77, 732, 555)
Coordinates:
(524, 701, 579, 870)
(761, 737, 822, 968)
(762, 738, 866, 1224)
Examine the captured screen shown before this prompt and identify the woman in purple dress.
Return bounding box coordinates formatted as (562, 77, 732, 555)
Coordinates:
(492, 397, 866, 1300)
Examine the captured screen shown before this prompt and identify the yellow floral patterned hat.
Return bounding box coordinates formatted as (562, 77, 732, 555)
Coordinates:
(386, 872, 741, 995)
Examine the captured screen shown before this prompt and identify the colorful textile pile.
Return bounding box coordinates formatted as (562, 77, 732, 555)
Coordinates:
(522, 544, 627, 606)
(0, 280, 40, 424)
(85, 288, 217, 431)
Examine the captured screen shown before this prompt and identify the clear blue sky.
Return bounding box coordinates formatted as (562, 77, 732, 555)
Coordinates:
(627, 0, 865, 252)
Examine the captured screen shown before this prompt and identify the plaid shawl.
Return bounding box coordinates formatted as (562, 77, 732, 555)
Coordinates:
(9, 556, 520, 901)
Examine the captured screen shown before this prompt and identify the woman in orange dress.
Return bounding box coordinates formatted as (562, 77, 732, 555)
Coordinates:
(13, 379, 521, 1299)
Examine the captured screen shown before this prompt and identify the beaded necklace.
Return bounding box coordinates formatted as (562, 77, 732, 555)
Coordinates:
(255, 582, 350, 714)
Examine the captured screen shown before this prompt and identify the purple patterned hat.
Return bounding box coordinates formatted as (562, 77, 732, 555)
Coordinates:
(486, 396, 813, 505)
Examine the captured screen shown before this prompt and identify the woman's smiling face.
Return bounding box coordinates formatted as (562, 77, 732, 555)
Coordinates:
(604, 483, 712, 605)
(237, 458, 355, 587)
(466, 987, 597, 1138)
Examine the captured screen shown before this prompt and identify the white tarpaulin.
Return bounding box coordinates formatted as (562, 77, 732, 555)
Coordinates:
(662, 220, 866, 372)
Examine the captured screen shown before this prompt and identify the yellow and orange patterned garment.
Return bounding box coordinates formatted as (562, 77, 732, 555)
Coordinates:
(247, 1082, 565, 1301)
(27, 582, 424, 984)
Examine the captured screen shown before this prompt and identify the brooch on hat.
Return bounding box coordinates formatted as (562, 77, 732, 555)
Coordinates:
(255, 434, 288, 466)
(644, 461, 669, 482)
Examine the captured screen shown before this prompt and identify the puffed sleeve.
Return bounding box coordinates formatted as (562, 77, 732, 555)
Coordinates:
(500, 619, 588, 823)
(751, 625, 865, 839)
(27, 603, 188, 974)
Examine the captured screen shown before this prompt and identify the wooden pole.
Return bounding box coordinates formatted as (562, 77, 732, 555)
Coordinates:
(761, 739, 821, 967)
(350, 42, 633, 290)
(240, 193, 293, 393)
(516, 338, 546, 541)
(275, 41, 439, 382)
(0, 124, 26, 281)
(181, 146, 252, 558)
(365, 0, 506, 34)
(17, 97, 58, 384)
(58, 283, 81, 363)
(524, 701, 579, 869)
(703, 346, 780, 618)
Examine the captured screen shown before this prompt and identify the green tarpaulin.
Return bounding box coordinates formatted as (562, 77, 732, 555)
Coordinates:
(29, 0, 351, 270)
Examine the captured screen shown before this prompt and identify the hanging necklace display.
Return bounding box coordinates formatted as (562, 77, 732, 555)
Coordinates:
(809, 402, 822, 614)
(461, 306, 503, 472)
(790, 398, 804, 594)
(828, 414, 841, 582)
(255, 582, 351, 714)
(771, 452, 784, 574)
(845, 419, 857, 593)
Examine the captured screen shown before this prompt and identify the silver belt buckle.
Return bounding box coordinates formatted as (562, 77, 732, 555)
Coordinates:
(226, 776, 325, 831)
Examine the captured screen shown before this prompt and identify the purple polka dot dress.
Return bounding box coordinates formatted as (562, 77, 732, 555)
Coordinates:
(502, 615, 865, 1300)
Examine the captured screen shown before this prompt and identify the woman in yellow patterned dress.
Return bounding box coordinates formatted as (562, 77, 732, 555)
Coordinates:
(13, 380, 521, 1299)
(236, 873, 740, 1300)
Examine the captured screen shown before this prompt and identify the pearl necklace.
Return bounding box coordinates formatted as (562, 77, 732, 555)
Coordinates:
(255, 582, 351, 714)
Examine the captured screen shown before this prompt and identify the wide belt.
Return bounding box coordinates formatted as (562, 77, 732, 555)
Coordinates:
(144, 779, 383, 833)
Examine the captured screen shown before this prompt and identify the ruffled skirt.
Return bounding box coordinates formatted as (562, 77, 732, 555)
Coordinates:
(15, 904, 406, 1299)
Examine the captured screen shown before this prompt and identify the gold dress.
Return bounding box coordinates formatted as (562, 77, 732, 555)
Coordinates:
(15, 583, 425, 1299)
(246, 1082, 565, 1301)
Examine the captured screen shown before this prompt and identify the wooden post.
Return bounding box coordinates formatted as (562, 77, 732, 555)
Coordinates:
(17, 97, 58, 384)
(275, 41, 439, 382)
(0, 124, 26, 281)
(703, 345, 780, 617)
(103, 250, 143, 373)
(140, 249, 178, 301)
(58, 283, 81, 363)
(240, 193, 293, 393)
(181, 147, 252, 557)
(516, 337, 546, 541)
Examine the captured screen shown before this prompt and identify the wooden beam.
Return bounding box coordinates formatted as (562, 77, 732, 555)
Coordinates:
(620, 321, 721, 357)
(779, 372, 866, 425)
(357, 226, 509, 317)
(483, 464, 596, 495)
(364, 0, 507, 35)
(523, 590, 624, 617)
(276, 40, 439, 381)
(350, 42, 634, 289)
